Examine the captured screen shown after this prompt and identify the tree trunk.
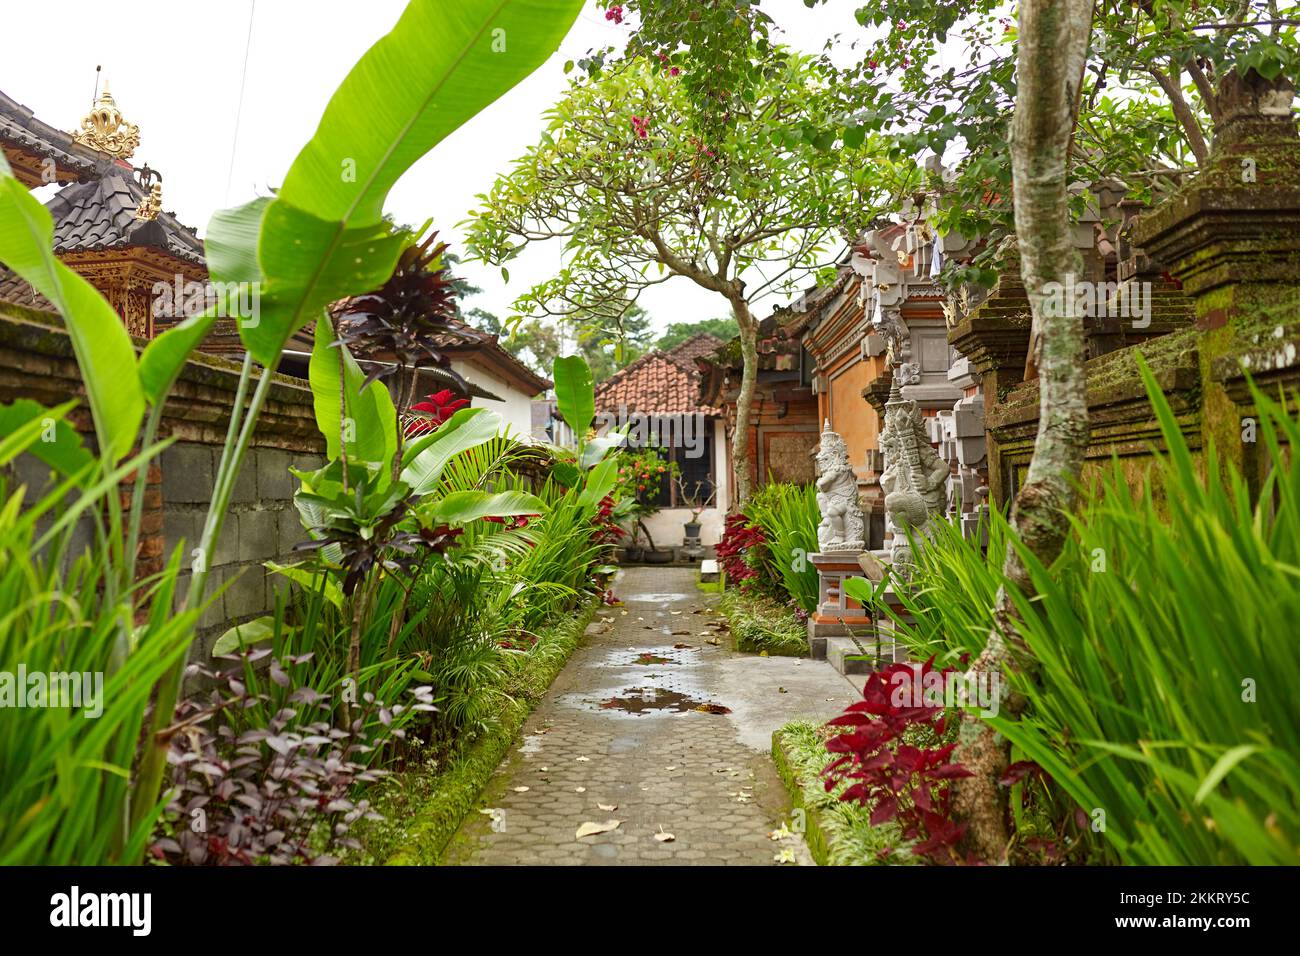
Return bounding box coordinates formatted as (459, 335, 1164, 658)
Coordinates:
(730, 297, 759, 504)
(953, 0, 1094, 864)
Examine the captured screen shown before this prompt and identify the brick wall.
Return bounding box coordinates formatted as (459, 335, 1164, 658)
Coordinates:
(164, 443, 325, 656)
(0, 304, 327, 658)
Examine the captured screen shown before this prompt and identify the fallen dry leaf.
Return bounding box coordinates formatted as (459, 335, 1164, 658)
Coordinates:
(706, 637, 721, 646)
(575, 787, 587, 793)
(654, 827, 676, 843)
(664, 765, 678, 771)
(576, 756, 591, 762)
(671, 630, 691, 636)
(695, 702, 732, 715)
(597, 803, 618, 812)
(512, 786, 530, 793)
(575, 820, 621, 839)
(673, 642, 691, 649)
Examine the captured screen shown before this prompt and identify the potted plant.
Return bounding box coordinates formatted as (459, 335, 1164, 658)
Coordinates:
(614, 448, 680, 563)
(675, 477, 715, 543)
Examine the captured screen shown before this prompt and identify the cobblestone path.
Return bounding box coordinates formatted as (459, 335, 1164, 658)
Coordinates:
(442, 566, 858, 865)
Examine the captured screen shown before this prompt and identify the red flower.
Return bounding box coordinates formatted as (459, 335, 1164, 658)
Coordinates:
(605, 4, 624, 24)
(405, 389, 470, 437)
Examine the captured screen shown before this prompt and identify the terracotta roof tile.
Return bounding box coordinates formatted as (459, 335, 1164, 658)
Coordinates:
(594, 349, 720, 416)
(663, 332, 726, 369)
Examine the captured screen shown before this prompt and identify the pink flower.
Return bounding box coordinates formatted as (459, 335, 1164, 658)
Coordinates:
(669, 66, 680, 76)
(605, 5, 624, 25)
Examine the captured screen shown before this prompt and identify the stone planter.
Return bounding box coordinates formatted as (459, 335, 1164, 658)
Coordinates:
(621, 546, 645, 563)
(644, 548, 675, 564)
(683, 520, 702, 539)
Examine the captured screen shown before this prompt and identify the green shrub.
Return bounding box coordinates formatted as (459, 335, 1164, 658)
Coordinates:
(744, 480, 820, 613)
(719, 589, 808, 656)
(876, 369, 1300, 866)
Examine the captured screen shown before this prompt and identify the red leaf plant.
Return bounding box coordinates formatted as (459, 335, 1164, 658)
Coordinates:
(714, 512, 763, 584)
(591, 493, 626, 545)
(404, 389, 470, 437)
(821, 657, 976, 864)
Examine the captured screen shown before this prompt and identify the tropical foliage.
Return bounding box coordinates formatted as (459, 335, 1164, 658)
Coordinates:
(845, 370, 1300, 865)
(0, 0, 591, 863)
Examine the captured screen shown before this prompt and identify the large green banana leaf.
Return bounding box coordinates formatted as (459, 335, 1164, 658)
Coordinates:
(215, 0, 586, 369)
(0, 157, 143, 462)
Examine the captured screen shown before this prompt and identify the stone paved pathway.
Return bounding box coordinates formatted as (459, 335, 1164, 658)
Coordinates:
(442, 566, 859, 865)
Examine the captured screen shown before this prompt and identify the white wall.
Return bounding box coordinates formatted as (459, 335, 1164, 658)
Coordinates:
(639, 506, 725, 549)
(451, 358, 535, 438)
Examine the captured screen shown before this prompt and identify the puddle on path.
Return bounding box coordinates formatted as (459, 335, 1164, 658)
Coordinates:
(597, 686, 731, 715)
(620, 592, 693, 603)
(633, 653, 675, 665)
(599, 647, 700, 668)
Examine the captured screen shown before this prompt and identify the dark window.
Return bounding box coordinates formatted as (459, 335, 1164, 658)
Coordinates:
(635, 420, 715, 509)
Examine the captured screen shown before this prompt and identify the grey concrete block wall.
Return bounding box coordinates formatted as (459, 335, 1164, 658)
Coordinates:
(162, 444, 326, 662)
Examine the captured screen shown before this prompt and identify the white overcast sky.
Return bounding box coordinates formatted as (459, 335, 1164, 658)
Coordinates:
(3, 0, 875, 337)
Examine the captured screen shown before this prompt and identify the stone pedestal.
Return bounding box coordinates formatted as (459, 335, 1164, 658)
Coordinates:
(870, 586, 915, 666)
(806, 551, 872, 657)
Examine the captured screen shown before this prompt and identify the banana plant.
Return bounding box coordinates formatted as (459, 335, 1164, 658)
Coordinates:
(0, 0, 588, 849)
(130, 0, 587, 831)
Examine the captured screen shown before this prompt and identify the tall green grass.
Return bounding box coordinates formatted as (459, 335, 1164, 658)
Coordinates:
(745, 480, 820, 613)
(881, 369, 1300, 865)
(0, 439, 197, 864)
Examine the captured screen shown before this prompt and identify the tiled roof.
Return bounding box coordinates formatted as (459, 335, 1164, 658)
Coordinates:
(0, 269, 49, 309)
(43, 173, 205, 265)
(663, 332, 726, 369)
(326, 309, 552, 396)
(426, 316, 552, 395)
(0, 89, 106, 182)
(594, 349, 721, 416)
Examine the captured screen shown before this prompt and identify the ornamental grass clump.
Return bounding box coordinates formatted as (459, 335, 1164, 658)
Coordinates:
(861, 366, 1300, 865)
(743, 480, 820, 613)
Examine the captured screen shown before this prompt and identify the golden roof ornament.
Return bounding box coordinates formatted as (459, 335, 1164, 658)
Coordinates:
(72, 82, 140, 160)
(134, 181, 162, 221)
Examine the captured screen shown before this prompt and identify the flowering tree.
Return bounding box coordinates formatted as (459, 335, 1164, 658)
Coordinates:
(466, 52, 908, 501)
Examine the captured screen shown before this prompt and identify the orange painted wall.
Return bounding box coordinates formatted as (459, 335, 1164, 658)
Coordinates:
(825, 350, 885, 482)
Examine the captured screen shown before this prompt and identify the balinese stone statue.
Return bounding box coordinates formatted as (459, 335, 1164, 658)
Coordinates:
(814, 422, 865, 552)
(878, 381, 949, 579)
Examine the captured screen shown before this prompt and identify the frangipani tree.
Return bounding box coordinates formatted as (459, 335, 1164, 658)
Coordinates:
(467, 50, 911, 501)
